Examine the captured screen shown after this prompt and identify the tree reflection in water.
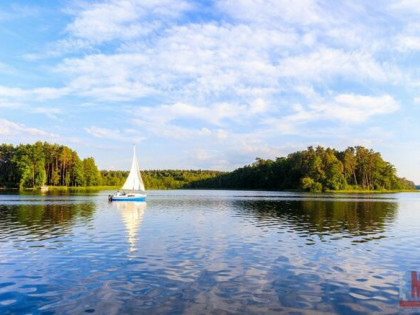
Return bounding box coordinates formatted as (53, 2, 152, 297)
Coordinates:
(233, 199, 398, 243)
(0, 202, 96, 238)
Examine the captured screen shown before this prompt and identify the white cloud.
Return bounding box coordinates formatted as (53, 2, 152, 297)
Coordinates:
(58, 54, 155, 101)
(390, 0, 420, 14)
(0, 99, 23, 109)
(0, 118, 56, 137)
(262, 94, 400, 136)
(277, 48, 390, 82)
(84, 126, 145, 142)
(65, 0, 191, 44)
(23, 39, 93, 60)
(134, 101, 268, 127)
(132, 119, 210, 140)
(57, 21, 297, 101)
(85, 126, 120, 138)
(0, 0, 418, 176)
(393, 22, 420, 52)
(217, 0, 325, 25)
(396, 35, 420, 51)
(53, 16, 404, 108)
(323, 94, 400, 123)
(0, 85, 68, 102)
(33, 107, 62, 119)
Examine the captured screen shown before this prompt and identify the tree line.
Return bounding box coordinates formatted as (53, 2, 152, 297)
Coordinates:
(187, 146, 416, 192)
(0, 142, 101, 188)
(101, 170, 225, 189)
(0, 142, 223, 189)
(1, 143, 416, 191)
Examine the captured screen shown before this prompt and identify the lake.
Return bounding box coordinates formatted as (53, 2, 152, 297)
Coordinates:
(0, 190, 419, 313)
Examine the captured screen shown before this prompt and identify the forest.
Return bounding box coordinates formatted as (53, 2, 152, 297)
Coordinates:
(101, 170, 224, 189)
(0, 142, 101, 188)
(0, 142, 416, 191)
(187, 146, 416, 192)
(0, 142, 223, 189)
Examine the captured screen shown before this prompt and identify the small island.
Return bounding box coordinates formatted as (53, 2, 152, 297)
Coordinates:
(0, 142, 416, 192)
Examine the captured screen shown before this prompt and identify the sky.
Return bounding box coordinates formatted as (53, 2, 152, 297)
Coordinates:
(0, 0, 420, 183)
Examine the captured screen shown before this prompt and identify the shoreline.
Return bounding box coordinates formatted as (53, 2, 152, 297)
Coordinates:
(1, 187, 418, 193)
(0, 186, 119, 191)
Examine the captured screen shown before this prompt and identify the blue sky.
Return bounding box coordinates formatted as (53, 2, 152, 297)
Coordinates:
(1, 0, 420, 183)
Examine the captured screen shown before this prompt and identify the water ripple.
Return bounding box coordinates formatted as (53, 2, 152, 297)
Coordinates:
(0, 191, 419, 313)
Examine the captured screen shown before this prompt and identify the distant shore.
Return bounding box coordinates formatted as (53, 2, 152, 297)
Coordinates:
(0, 186, 418, 193)
(0, 186, 118, 191)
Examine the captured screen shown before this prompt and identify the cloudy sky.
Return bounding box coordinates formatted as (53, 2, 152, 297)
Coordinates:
(0, 0, 420, 183)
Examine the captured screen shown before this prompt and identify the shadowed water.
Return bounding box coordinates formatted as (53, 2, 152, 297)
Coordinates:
(0, 190, 419, 313)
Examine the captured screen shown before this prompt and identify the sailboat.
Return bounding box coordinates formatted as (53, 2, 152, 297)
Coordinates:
(109, 146, 146, 202)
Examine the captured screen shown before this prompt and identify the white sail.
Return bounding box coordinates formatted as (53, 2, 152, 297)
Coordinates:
(121, 146, 145, 192)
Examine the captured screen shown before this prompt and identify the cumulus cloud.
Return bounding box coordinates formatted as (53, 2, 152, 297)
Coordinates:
(307, 93, 399, 124)
(323, 94, 400, 123)
(262, 94, 400, 137)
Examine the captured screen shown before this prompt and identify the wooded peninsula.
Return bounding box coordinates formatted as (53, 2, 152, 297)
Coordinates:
(0, 142, 416, 192)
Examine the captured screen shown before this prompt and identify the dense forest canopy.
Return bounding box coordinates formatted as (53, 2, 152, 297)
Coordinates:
(0, 142, 101, 188)
(0, 142, 416, 191)
(101, 170, 225, 190)
(187, 146, 416, 192)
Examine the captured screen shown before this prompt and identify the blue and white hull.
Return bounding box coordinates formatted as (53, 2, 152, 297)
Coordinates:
(109, 192, 146, 202)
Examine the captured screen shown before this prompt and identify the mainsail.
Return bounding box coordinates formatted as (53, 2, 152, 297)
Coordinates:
(121, 146, 145, 192)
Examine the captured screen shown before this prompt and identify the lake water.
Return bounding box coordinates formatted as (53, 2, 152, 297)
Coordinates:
(0, 190, 419, 314)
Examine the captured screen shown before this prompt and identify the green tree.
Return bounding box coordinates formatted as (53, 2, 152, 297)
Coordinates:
(11, 145, 31, 189)
(83, 157, 101, 186)
(72, 157, 85, 186)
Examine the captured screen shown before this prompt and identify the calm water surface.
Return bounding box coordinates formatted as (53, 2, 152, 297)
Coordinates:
(0, 190, 419, 314)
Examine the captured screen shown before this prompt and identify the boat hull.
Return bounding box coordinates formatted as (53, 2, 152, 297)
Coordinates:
(109, 192, 146, 202)
(110, 196, 146, 202)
